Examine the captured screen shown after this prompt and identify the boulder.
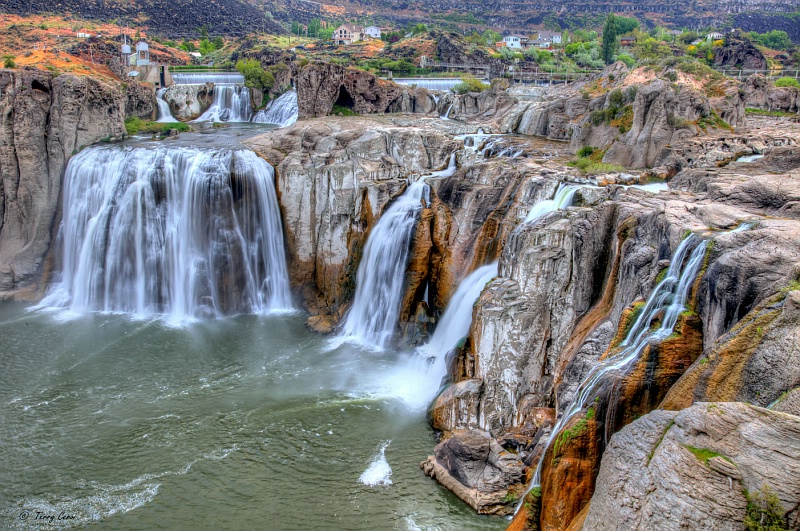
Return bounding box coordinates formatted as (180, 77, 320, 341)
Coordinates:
(161, 83, 214, 121)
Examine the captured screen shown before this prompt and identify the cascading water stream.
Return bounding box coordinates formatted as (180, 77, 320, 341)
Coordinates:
(514, 235, 708, 512)
(172, 72, 245, 85)
(40, 145, 292, 320)
(428, 153, 458, 178)
(156, 88, 177, 123)
(525, 183, 580, 222)
(252, 90, 299, 127)
(337, 181, 428, 349)
(195, 85, 253, 123)
(440, 104, 453, 120)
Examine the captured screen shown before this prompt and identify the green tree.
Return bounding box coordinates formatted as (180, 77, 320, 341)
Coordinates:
(482, 30, 502, 46)
(236, 59, 275, 92)
(614, 16, 640, 35)
(212, 36, 224, 50)
(749, 30, 792, 51)
(180, 40, 196, 52)
(308, 19, 321, 38)
(291, 21, 301, 36)
(3, 54, 15, 68)
(602, 14, 618, 64)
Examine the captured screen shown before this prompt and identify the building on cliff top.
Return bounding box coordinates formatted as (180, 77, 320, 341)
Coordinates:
(333, 24, 365, 45)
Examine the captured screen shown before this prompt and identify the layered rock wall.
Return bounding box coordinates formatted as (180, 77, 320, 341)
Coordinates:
(0, 69, 126, 299)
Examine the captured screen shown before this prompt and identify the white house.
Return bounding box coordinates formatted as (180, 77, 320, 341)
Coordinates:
(537, 30, 562, 44)
(364, 26, 381, 39)
(707, 31, 724, 41)
(333, 24, 365, 45)
(76, 32, 91, 38)
(529, 39, 551, 49)
(503, 35, 526, 49)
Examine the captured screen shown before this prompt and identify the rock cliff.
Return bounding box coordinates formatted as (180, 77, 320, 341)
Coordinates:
(0, 68, 126, 300)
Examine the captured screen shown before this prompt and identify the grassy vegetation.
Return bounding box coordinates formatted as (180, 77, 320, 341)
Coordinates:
(568, 146, 624, 175)
(331, 104, 357, 116)
(552, 406, 595, 462)
(124, 117, 190, 136)
(452, 74, 489, 95)
(744, 485, 788, 531)
(774, 77, 800, 89)
(698, 110, 733, 131)
(683, 444, 731, 466)
(746, 108, 798, 118)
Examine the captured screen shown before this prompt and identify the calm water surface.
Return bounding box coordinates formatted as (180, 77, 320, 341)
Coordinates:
(0, 304, 504, 530)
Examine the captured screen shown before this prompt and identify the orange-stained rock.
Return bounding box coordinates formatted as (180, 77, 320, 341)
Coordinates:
(306, 314, 337, 334)
(539, 414, 601, 531)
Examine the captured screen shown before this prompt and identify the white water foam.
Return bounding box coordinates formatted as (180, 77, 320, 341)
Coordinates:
(359, 441, 393, 486)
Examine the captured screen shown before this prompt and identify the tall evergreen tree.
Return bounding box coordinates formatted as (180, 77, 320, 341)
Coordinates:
(602, 14, 617, 64)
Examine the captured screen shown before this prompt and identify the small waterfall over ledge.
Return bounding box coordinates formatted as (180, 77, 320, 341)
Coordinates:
(40, 145, 292, 320)
(337, 180, 428, 349)
(515, 234, 708, 511)
(195, 85, 253, 123)
(525, 183, 580, 222)
(253, 91, 298, 127)
(156, 88, 177, 123)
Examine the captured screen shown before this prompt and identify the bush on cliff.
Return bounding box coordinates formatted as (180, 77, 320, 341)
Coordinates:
(775, 77, 800, 89)
(125, 117, 190, 136)
(3, 55, 15, 68)
(452, 75, 488, 94)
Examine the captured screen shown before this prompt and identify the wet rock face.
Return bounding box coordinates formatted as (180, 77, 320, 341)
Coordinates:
(0, 69, 126, 299)
(583, 403, 800, 530)
(295, 63, 437, 119)
(420, 429, 525, 515)
(742, 74, 800, 115)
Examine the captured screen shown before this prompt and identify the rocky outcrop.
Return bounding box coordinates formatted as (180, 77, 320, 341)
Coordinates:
(439, 90, 519, 122)
(162, 83, 214, 121)
(295, 63, 437, 119)
(743, 74, 800, 115)
(124, 81, 157, 120)
(583, 403, 800, 530)
(0, 68, 126, 299)
(500, 64, 746, 169)
(420, 429, 525, 515)
(713, 31, 769, 70)
(245, 117, 458, 327)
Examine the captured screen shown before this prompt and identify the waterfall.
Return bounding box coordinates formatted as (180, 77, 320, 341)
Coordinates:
(515, 235, 708, 511)
(440, 104, 453, 120)
(156, 88, 177, 123)
(418, 262, 498, 375)
(525, 183, 580, 222)
(338, 181, 428, 349)
(252, 90, 299, 127)
(172, 72, 245, 85)
(395, 78, 464, 92)
(428, 153, 457, 178)
(195, 86, 253, 123)
(40, 145, 292, 320)
(375, 263, 498, 409)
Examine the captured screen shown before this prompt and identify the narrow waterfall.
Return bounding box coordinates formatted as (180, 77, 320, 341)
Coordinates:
(440, 104, 453, 120)
(40, 145, 292, 320)
(515, 235, 708, 511)
(172, 72, 245, 85)
(156, 88, 177, 123)
(428, 153, 457, 178)
(252, 90, 299, 127)
(339, 181, 428, 349)
(525, 183, 580, 222)
(418, 262, 498, 374)
(377, 263, 499, 409)
(195, 85, 253, 123)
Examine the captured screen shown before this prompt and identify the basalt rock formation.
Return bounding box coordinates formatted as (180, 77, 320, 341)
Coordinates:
(295, 63, 437, 119)
(713, 31, 769, 70)
(743, 74, 800, 115)
(0, 68, 126, 300)
(125, 81, 157, 120)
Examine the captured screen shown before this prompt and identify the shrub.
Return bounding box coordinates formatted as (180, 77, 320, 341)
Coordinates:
(577, 146, 595, 158)
(744, 485, 788, 531)
(608, 88, 624, 106)
(775, 77, 800, 89)
(617, 53, 636, 68)
(3, 55, 15, 68)
(331, 104, 357, 116)
(125, 117, 190, 136)
(453, 75, 489, 94)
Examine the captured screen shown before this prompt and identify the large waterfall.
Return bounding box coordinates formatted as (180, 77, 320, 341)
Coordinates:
(195, 85, 253, 123)
(394, 78, 467, 92)
(516, 234, 708, 510)
(253, 91, 299, 127)
(338, 181, 428, 349)
(41, 146, 292, 320)
(156, 88, 177, 122)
